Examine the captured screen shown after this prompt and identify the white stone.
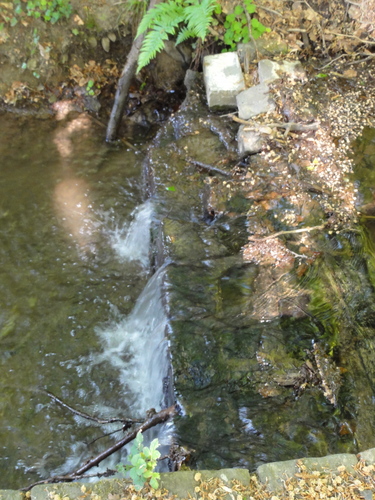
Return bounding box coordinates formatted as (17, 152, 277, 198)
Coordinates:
(237, 125, 265, 155)
(258, 59, 305, 84)
(236, 82, 275, 120)
(203, 53, 245, 109)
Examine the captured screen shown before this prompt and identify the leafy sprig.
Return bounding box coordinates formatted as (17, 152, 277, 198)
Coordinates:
(117, 432, 161, 491)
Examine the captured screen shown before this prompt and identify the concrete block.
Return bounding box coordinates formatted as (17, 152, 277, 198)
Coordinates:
(257, 459, 299, 491)
(203, 53, 245, 110)
(237, 40, 289, 69)
(0, 491, 24, 500)
(258, 59, 305, 84)
(302, 453, 357, 473)
(236, 82, 275, 120)
(358, 447, 375, 464)
(160, 468, 250, 500)
(237, 125, 265, 155)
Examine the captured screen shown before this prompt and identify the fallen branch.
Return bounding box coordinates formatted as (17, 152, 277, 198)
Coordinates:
(248, 224, 325, 242)
(187, 158, 232, 177)
(106, 0, 159, 142)
(21, 405, 176, 492)
(46, 390, 143, 426)
(230, 115, 319, 133)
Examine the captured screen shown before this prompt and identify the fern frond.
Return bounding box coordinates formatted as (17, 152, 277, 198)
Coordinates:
(137, 20, 178, 72)
(175, 27, 197, 44)
(136, 0, 184, 37)
(183, 0, 216, 41)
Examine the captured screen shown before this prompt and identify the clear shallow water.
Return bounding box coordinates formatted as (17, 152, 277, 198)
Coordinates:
(0, 113, 168, 488)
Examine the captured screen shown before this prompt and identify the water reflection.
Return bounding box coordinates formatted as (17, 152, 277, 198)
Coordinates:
(53, 114, 98, 256)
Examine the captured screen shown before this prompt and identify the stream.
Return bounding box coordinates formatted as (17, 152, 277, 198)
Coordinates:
(2, 77, 375, 489)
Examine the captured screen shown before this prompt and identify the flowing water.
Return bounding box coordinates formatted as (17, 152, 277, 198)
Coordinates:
(0, 113, 170, 488)
(3, 97, 375, 490)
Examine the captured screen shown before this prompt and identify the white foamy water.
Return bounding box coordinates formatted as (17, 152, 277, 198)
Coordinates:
(95, 267, 169, 415)
(109, 201, 153, 266)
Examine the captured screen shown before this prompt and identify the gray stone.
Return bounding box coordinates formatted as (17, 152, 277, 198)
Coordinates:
(203, 53, 245, 110)
(236, 82, 275, 120)
(31, 479, 129, 500)
(160, 469, 250, 500)
(257, 459, 299, 491)
(302, 453, 357, 473)
(0, 490, 24, 500)
(258, 59, 305, 84)
(358, 447, 375, 464)
(237, 41, 289, 71)
(237, 125, 265, 155)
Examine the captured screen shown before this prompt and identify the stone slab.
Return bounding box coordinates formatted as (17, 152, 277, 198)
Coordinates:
(31, 479, 129, 500)
(237, 125, 265, 155)
(236, 82, 275, 120)
(258, 59, 305, 84)
(237, 40, 289, 72)
(257, 459, 299, 491)
(160, 469, 250, 500)
(0, 491, 24, 500)
(358, 447, 375, 464)
(302, 453, 357, 473)
(203, 53, 245, 110)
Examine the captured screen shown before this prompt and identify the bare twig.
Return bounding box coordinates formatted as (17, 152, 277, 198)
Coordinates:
(324, 30, 375, 45)
(248, 224, 325, 242)
(22, 405, 176, 492)
(46, 391, 143, 426)
(257, 4, 283, 16)
(230, 114, 319, 133)
(187, 158, 232, 177)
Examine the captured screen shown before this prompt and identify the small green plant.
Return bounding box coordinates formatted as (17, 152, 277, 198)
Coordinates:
(116, 432, 161, 490)
(136, 0, 217, 73)
(218, 0, 270, 51)
(25, 0, 73, 23)
(86, 79, 95, 96)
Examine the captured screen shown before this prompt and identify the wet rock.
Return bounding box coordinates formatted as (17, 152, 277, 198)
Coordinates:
(0, 490, 24, 500)
(203, 53, 245, 110)
(150, 46, 189, 90)
(236, 83, 275, 120)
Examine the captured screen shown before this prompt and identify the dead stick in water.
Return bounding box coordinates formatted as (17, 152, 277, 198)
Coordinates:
(248, 224, 325, 242)
(21, 405, 176, 491)
(187, 158, 232, 177)
(46, 390, 142, 426)
(230, 114, 319, 132)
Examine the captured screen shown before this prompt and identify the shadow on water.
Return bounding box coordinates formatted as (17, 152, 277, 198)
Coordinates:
(144, 81, 375, 471)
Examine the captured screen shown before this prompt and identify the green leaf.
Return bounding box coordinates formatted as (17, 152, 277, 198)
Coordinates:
(232, 20, 242, 33)
(214, 3, 221, 14)
(150, 476, 159, 489)
(72, 28, 79, 35)
(316, 73, 328, 78)
(226, 13, 235, 23)
(166, 186, 176, 191)
(234, 5, 243, 15)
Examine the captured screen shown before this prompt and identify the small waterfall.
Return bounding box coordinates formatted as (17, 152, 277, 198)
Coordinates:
(109, 201, 153, 266)
(95, 267, 170, 415)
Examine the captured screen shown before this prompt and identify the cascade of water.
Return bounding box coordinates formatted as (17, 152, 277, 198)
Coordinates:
(95, 267, 170, 415)
(108, 201, 153, 266)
